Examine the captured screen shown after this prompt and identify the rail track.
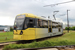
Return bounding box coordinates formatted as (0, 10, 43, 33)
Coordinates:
(0, 41, 17, 49)
(0, 40, 27, 46)
(11, 45, 75, 50)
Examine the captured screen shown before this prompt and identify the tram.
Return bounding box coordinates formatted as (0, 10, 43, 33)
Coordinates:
(13, 13, 63, 40)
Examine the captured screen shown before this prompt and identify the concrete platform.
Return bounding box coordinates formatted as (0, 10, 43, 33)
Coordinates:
(38, 48, 58, 50)
(11, 48, 58, 50)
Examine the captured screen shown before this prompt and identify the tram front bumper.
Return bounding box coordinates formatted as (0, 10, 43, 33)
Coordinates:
(13, 35, 23, 40)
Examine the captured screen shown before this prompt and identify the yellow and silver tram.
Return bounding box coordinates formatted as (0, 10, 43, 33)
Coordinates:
(13, 13, 63, 40)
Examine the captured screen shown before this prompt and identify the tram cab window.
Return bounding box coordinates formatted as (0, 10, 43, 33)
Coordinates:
(24, 18, 35, 28)
(28, 19, 34, 27)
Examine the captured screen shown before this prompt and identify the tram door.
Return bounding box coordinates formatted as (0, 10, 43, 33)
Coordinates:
(48, 20, 52, 33)
(24, 18, 36, 39)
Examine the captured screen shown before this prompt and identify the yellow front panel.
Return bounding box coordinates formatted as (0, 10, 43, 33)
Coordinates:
(22, 28, 35, 40)
(13, 35, 28, 40)
(14, 30, 21, 35)
(14, 28, 35, 40)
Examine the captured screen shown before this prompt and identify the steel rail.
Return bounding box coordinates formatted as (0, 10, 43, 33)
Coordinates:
(11, 45, 75, 50)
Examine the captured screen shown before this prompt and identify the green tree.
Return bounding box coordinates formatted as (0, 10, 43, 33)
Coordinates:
(65, 26, 75, 30)
(72, 26, 75, 30)
(65, 27, 68, 30)
(10, 27, 13, 31)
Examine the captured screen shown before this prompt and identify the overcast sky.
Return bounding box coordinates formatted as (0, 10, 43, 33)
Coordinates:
(0, 0, 75, 26)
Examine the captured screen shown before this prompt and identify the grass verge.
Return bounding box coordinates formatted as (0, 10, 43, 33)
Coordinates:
(3, 30, 75, 50)
(0, 32, 17, 43)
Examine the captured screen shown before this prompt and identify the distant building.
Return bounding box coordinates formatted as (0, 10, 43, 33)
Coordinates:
(0, 25, 10, 32)
(9, 26, 14, 29)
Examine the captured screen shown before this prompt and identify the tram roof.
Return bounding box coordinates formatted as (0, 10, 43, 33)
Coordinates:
(17, 13, 62, 24)
(17, 13, 47, 20)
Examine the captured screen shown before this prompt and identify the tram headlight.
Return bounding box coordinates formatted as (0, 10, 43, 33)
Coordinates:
(20, 31, 23, 35)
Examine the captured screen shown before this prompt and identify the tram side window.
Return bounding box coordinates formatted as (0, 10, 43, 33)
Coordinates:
(24, 18, 35, 28)
(42, 20, 48, 28)
(52, 22, 58, 28)
(52, 23, 56, 28)
(58, 25, 62, 28)
(38, 19, 43, 28)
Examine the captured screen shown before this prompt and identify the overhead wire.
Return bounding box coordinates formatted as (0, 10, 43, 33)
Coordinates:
(44, 0, 75, 7)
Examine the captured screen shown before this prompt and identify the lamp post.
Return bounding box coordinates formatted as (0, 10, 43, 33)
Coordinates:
(67, 10, 70, 33)
(58, 10, 70, 33)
